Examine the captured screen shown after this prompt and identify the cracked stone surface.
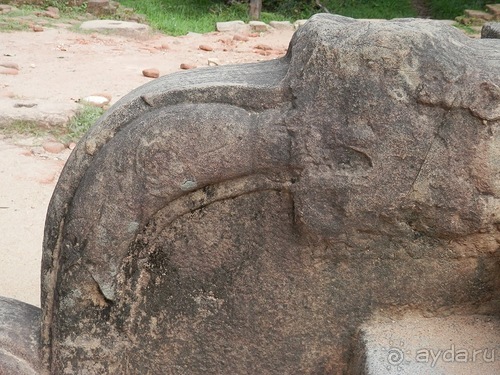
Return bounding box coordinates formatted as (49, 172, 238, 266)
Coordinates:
(31, 14, 500, 373)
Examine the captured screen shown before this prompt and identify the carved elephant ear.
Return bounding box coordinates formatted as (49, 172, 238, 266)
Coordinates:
(40, 48, 298, 372)
(40, 14, 500, 374)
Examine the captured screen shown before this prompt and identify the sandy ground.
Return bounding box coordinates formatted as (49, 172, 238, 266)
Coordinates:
(0, 21, 294, 307)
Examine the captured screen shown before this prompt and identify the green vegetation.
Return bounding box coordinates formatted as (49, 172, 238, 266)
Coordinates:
(0, 1, 491, 35)
(116, 0, 416, 35)
(0, 120, 55, 137)
(0, 3, 91, 33)
(263, 0, 417, 19)
(116, 0, 288, 35)
(0, 105, 104, 142)
(64, 104, 104, 141)
(116, 0, 491, 35)
(428, 0, 489, 19)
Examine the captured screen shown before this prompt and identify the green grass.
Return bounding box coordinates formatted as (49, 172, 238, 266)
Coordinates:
(64, 104, 104, 142)
(0, 120, 57, 138)
(116, 0, 288, 35)
(326, 0, 417, 19)
(0, 105, 104, 142)
(116, 0, 419, 35)
(1, 1, 490, 36)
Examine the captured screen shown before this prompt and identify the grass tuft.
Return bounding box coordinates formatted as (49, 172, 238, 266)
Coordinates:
(64, 104, 104, 142)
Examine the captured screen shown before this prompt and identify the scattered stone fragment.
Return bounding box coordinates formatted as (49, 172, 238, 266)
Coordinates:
(464, 9, 494, 21)
(45, 7, 60, 19)
(294, 19, 308, 29)
(0, 63, 19, 70)
(142, 68, 160, 78)
(180, 63, 196, 70)
(68, 142, 77, 150)
(14, 103, 37, 108)
(269, 21, 293, 30)
(254, 43, 273, 51)
(87, 0, 117, 17)
(0, 68, 18, 75)
(207, 58, 220, 66)
(80, 20, 150, 34)
(249, 20, 269, 32)
(32, 25, 44, 32)
(216, 20, 246, 33)
(233, 34, 249, 42)
(486, 4, 500, 18)
(81, 94, 111, 107)
(0, 4, 12, 14)
(255, 50, 271, 56)
(199, 44, 214, 51)
(93, 92, 112, 102)
(42, 141, 66, 154)
(155, 43, 169, 51)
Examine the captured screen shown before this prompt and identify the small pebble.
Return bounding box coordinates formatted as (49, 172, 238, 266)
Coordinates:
(142, 68, 160, 78)
(43, 141, 66, 154)
(180, 63, 196, 70)
(199, 44, 214, 51)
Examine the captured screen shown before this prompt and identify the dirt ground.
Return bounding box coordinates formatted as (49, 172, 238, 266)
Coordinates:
(0, 20, 295, 307)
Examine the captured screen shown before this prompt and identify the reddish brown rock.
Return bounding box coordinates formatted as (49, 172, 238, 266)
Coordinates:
(180, 63, 196, 70)
(155, 43, 169, 51)
(142, 68, 160, 78)
(45, 7, 60, 19)
(42, 141, 66, 154)
(233, 34, 249, 42)
(254, 43, 273, 50)
(31, 25, 44, 32)
(199, 44, 214, 51)
(255, 50, 271, 56)
(0, 68, 18, 75)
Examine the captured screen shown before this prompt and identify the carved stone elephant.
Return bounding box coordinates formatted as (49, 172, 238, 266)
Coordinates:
(1, 14, 499, 374)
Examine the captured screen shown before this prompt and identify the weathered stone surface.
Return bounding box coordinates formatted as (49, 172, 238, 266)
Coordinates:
(216, 20, 247, 33)
(249, 20, 269, 32)
(465, 9, 494, 21)
(0, 296, 41, 375)
(293, 19, 308, 29)
(352, 314, 500, 374)
(270, 20, 293, 30)
(86, 0, 118, 17)
(482, 22, 500, 38)
(30, 14, 500, 374)
(486, 4, 500, 17)
(81, 94, 112, 107)
(0, 98, 79, 128)
(79, 20, 150, 35)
